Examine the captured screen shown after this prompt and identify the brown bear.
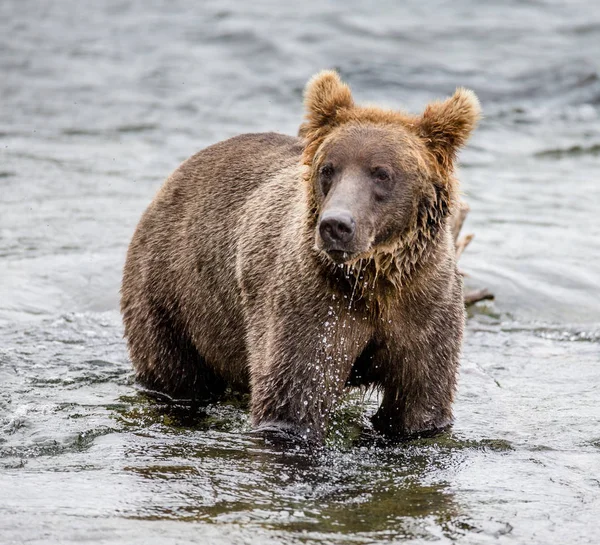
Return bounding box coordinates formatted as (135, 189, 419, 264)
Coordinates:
(121, 70, 480, 444)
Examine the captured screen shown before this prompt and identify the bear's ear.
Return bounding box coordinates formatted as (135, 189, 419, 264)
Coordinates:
(417, 88, 481, 171)
(300, 71, 354, 162)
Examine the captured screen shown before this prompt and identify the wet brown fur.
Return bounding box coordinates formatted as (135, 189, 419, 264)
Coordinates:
(121, 70, 480, 443)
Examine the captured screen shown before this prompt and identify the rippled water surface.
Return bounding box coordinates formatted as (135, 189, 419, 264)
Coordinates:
(1, 1, 599, 543)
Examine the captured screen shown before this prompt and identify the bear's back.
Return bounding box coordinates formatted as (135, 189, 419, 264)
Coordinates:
(182, 132, 302, 204)
(122, 132, 304, 388)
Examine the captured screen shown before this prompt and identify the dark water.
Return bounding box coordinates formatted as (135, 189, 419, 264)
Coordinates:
(1, 1, 600, 543)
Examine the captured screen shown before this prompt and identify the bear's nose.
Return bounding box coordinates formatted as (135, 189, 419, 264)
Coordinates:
(319, 211, 356, 246)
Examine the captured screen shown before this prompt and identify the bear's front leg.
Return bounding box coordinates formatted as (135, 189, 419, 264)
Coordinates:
(247, 299, 370, 445)
(371, 376, 455, 440)
(372, 305, 464, 440)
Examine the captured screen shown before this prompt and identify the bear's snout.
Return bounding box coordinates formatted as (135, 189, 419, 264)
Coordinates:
(319, 210, 356, 251)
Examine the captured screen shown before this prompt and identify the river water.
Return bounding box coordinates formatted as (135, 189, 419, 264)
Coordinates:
(1, 1, 599, 543)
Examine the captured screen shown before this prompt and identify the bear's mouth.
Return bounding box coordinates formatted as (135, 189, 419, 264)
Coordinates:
(315, 236, 370, 265)
(316, 239, 373, 265)
(323, 248, 356, 264)
(327, 249, 350, 263)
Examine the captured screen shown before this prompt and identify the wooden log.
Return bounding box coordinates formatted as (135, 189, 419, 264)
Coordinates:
(452, 201, 495, 306)
(464, 288, 494, 306)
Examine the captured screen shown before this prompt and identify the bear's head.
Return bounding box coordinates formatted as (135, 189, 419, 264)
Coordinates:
(300, 70, 480, 281)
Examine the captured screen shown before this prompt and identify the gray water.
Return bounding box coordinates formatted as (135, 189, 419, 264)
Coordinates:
(1, 1, 600, 543)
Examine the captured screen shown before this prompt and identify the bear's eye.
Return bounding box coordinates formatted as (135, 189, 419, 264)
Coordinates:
(319, 163, 335, 195)
(371, 167, 391, 183)
(320, 163, 335, 179)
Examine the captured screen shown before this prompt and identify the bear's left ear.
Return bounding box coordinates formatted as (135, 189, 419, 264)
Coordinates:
(300, 70, 354, 163)
(417, 88, 481, 171)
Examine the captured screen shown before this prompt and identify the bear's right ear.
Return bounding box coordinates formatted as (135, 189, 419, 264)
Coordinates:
(300, 70, 354, 164)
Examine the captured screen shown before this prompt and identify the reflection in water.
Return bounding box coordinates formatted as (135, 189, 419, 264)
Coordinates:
(113, 393, 511, 541)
